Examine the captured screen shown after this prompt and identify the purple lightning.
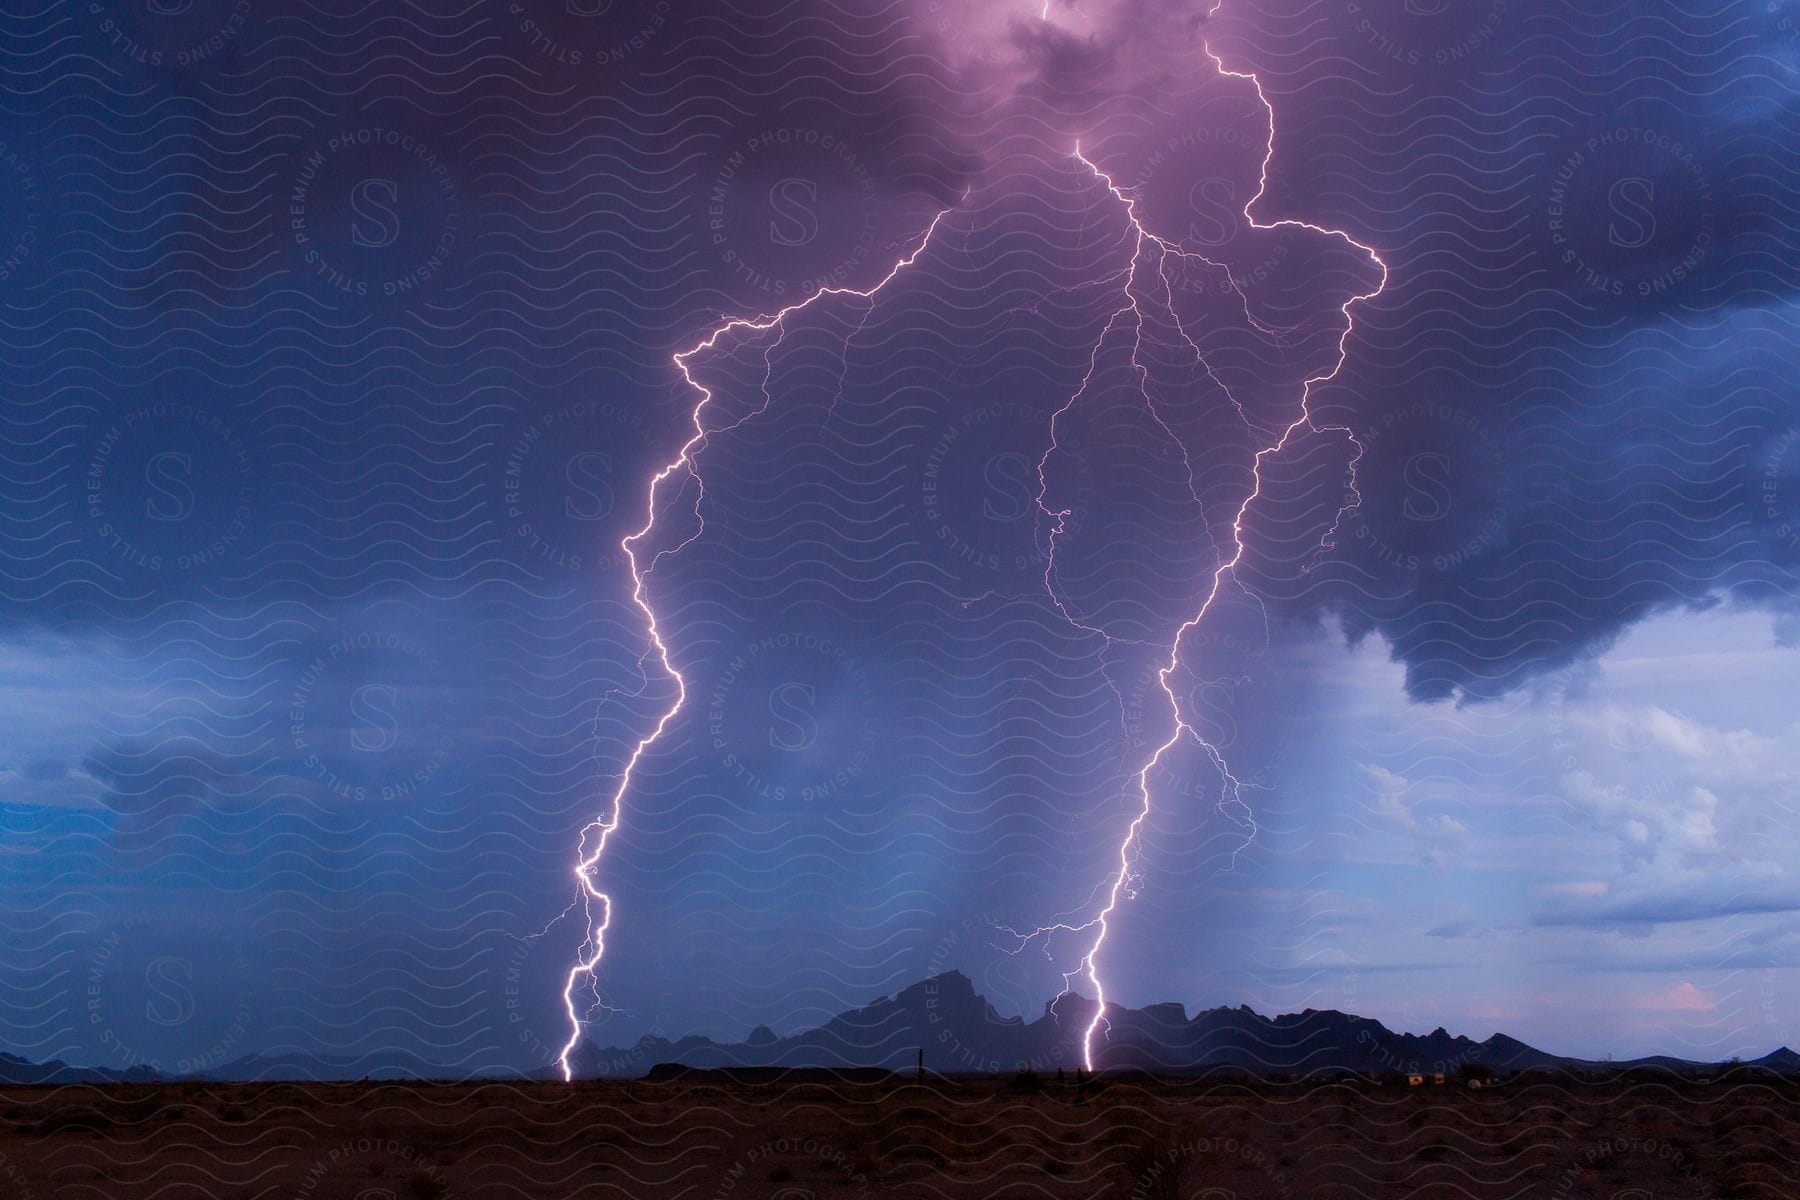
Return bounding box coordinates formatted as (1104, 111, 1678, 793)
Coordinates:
(1020, 44, 1389, 1069)
(558, 1, 1385, 1082)
(556, 206, 958, 1081)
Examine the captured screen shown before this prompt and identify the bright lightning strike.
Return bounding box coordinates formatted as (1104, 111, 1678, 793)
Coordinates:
(558, 1, 1385, 1082)
(556, 205, 958, 1082)
(1021, 40, 1389, 1071)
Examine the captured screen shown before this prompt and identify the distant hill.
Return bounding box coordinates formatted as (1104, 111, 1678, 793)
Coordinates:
(1751, 1046, 1800, 1071)
(0, 1051, 157, 1086)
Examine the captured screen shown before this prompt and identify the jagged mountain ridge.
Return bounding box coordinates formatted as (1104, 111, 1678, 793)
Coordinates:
(566, 970, 1791, 1080)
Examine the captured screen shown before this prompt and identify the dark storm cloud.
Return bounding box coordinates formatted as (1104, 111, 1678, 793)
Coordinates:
(1334, 303, 1800, 702)
(1206, 0, 1800, 701)
(0, 0, 992, 629)
(0, 0, 1029, 1072)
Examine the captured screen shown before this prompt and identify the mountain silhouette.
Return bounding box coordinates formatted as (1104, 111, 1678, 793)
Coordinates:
(0, 1051, 158, 1085)
(564, 970, 1795, 1081)
(1751, 1046, 1800, 1071)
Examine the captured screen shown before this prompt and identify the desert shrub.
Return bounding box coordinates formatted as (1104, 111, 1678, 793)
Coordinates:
(1008, 1069, 1043, 1094)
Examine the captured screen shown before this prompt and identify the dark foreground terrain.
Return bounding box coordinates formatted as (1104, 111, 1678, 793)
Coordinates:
(1, 1073, 1795, 1198)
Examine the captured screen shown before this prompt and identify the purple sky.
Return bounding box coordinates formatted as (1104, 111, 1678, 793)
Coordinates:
(0, 0, 1797, 1074)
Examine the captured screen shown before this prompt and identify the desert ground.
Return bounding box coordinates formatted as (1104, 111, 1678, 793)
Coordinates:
(1, 1073, 1794, 1198)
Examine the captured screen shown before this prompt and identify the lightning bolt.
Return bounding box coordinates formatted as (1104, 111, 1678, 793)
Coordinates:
(556, 205, 958, 1081)
(557, 1, 1386, 1081)
(1018, 26, 1389, 1071)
